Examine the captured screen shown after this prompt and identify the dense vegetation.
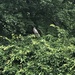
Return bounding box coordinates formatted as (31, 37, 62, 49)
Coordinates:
(0, 0, 75, 75)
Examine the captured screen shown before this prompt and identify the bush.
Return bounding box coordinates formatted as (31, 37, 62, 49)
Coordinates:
(0, 34, 75, 75)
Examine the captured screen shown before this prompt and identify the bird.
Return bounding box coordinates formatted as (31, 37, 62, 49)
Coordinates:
(33, 27, 40, 37)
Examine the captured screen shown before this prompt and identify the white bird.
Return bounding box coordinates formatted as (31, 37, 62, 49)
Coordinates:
(33, 27, 40, 37)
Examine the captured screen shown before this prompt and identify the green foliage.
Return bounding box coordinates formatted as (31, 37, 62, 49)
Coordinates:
(0, 1, 75, 74)
(0, 34, 75, 75)
(0, 0, 75, 37)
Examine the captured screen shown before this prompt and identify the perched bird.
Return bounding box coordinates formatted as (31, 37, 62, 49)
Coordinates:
(33, 27, 40, 37)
